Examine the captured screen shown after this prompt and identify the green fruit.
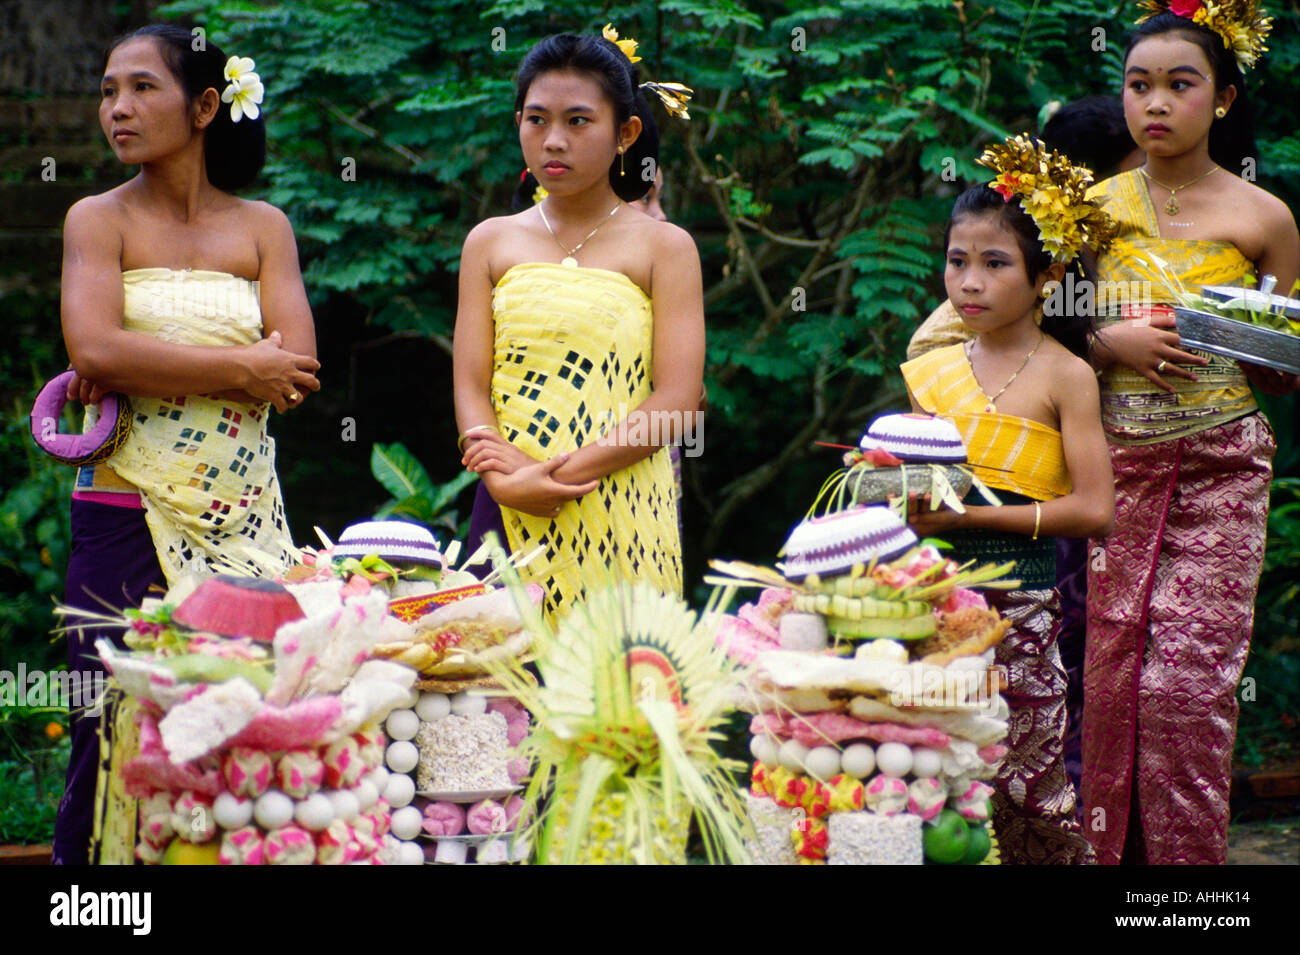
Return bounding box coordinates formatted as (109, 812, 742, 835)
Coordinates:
(161, 838, 220, 865)
(959, 822, 991, 864)
(825, 612, 936, 640)
(156, 654, 272, 693)
(923, 809, 970, 864)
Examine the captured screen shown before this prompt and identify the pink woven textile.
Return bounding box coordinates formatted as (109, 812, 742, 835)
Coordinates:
(1083, 414, 1273, 865)
(987, 589, 1094, 865)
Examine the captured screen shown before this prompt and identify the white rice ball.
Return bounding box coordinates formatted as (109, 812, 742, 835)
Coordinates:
(212, 792, 252, 830)
(385, 708, 419, 741)
(293, 793, 335, 831)
(390, 806, 423, 841)
(416, 692, 452, 721)
(450, 691, 487, 716)
(778, 739, 810, 773)
(383, 772, 415, 808)
(386, 739, 419, 774)
(840, 743, 876, 779)
(252, 790, 294, 830)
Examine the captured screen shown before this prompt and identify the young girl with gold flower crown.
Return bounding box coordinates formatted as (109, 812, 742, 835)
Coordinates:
(453, 27, 703, 622)
(1082, 0, 1299, 865)
(901, 137, 1116, 864)
(53, 25, 319, 864)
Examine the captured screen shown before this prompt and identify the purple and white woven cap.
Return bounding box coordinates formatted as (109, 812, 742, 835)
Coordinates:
(858, 413, 967, 464)
(332, 520, 443, 566)
(779, 506, 918, 580)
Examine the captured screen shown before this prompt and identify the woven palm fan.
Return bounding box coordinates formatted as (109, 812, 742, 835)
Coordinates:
(478, 543, 750, 865)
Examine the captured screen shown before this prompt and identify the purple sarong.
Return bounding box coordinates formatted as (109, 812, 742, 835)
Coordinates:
(52, 499, 164, 865)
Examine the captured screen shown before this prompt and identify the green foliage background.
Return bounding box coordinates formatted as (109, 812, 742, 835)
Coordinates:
(2, 0, 1296, 792)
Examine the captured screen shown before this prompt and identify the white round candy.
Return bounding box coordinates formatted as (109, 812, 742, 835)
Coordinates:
(804, 746, 842, 780)
(401, 687, 420, 709)
(450, 691, 487, 716)
(840, 743, 876, 778)
(252, 790, 294, 830)
(398, 840, 425, 865)
(352, 779, 380, 811)
(326, 788, 361, 823)
(777, 739, 810, 773)
(910, 747, 944, 778)
(416, 692, 452, 721)
(749, 735, 779, 768)
(390, 806, 423, 841)
(385, 739, 419, 774)
(383, 772, 416, 808)
(365, 766, 391, 792)
(293, 793, 335, 831)
(385, 708, 419, 741)
(875, 742, 913, 778)
(212, 792, 252, 830)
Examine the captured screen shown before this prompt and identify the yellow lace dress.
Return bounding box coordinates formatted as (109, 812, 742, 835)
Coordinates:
(102, 268, 298, 583)
(490, 263, 682, 621)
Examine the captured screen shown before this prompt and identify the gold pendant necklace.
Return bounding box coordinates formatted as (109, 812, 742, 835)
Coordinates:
(538, 201, 621, 267)
(967, 332, 1044, 413)
(1138, 164, 1218, 216)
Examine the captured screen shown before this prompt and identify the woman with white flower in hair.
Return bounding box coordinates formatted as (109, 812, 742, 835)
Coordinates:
(53, 24, 319, 864)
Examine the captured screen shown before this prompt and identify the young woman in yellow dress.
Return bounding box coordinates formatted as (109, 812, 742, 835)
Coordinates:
(54, 24, 319, 863)
(454, 28, 704, 621)
(1082, 1, 1299, 865)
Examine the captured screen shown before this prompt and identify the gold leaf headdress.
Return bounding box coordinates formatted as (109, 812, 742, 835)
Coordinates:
(1136, 0, 1272, 71)
(977, 134, 1117, 264)
(602, 23, 694, 120)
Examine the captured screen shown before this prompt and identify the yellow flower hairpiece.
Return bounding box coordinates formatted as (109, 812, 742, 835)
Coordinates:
(1136, 0, 1272, 71)
(600, 23, 694, 121)
(977, 134, 1117, 264)
(640, 81, 694, 120)
(221, 55, 264, 122)
(602, 23, 641, 63)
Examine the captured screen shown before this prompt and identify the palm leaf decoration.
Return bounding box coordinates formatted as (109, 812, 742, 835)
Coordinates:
(480, 542, 751, 865)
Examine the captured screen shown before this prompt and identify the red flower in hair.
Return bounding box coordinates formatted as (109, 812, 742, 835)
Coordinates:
(1169, 0, 1201, 18)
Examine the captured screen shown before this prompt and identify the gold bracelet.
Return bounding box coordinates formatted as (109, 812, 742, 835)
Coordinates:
(1032, 502, 1041, 541)
(457, 424, 498, 454)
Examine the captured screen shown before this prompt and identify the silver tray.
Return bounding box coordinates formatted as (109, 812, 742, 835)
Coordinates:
(1173, 308, 1300, 375)
(1199, 285, 1300, 319)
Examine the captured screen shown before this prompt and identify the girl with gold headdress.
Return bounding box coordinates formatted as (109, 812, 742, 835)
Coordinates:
(453, 26, 701, 623)
(1082, 1, 1298, 865)
(901, 136, 1116, 864)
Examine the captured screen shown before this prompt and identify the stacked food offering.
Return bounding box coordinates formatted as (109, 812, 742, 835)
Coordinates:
(711, 503, 1019, 865)
(73, 520, 545, 865)
(84, 574, 419, 865)
(306, 523, 540, 865)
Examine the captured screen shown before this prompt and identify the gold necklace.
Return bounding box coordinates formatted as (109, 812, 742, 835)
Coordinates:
(967, 331, 1044, 413)
(538, 201, 621, 267)
(1138, 164, 1218, 216)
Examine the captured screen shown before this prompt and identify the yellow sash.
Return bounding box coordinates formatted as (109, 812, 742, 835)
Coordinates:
(901, 343, 1071, 501)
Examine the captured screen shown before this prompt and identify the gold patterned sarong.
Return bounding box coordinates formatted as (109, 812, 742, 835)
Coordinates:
(102, 268, 297, 583)
(490, 263, 682, 621)
(1088, 170, 1257, 445)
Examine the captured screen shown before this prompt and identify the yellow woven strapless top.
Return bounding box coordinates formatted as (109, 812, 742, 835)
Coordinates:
(490, 262, 682, 621)
(1088, 170, 1257, 445)
(901, 343, 1072, 501)
(96, 268, 297, 583)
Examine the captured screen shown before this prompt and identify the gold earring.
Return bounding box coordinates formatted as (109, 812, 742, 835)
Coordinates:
(1215, 106, 1227, 118)
(618, 145, 625, 177)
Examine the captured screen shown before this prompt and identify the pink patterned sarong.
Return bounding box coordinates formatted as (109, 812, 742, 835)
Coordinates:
(1083, 414, 1274, 864)
(988, 589, 1095, 865)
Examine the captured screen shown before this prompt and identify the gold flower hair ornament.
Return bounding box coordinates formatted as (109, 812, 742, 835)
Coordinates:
(602, 22, 694, 120)
(1136, 0, 1272, 71)
(221, 55, 264, 122)
(977, 134, 1117, 264)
